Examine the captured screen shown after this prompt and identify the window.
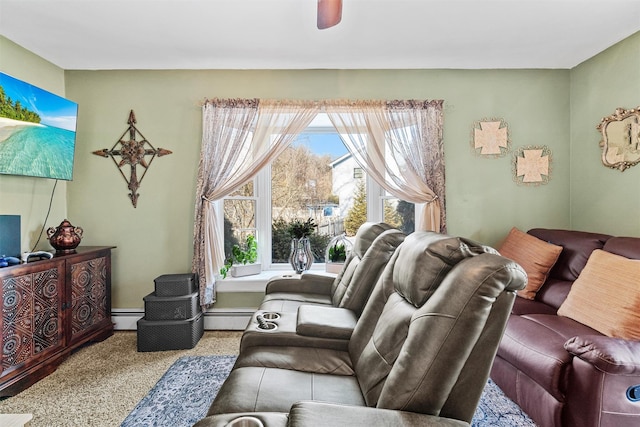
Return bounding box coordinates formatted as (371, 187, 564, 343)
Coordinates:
(222, 182, 257, 262)
(222, 114, 416, 271)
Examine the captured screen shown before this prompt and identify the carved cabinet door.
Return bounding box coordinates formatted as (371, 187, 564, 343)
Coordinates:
(66, 249, 112, 347)
(0, 259, 65, 380)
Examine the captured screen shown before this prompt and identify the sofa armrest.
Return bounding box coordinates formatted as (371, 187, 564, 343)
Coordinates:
(296, 306, 357, 339)
(288, 401, 470, 427)
(564, 335, 640, 375)
(193, 412, 288, 427)
(265, 273, 334, 295)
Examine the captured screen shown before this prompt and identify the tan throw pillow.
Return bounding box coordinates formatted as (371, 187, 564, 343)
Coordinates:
(498, 227, 563, 300)
(558, 249, 640, 340)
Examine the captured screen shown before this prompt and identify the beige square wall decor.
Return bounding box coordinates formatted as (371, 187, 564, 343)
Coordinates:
(472, 118, 510, 157)
(513, 145, 552, 186)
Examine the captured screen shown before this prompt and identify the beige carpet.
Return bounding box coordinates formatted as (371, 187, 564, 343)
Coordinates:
(0, 331, 241, 427)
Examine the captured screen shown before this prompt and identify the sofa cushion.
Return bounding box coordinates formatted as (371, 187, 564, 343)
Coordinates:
(234, 346, 355, 375)
(208, 367, 364, 415)
(558, 249, 640, 340)
(602, 236, 640, 260)
(534, 278, 572, 310)
(498, 227, 563, 300)
(511, 295, 558, 315)
(259, 294, 332, 312)
(527, 228, 611, 282)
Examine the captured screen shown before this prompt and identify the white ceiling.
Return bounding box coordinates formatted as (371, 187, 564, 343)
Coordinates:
(1, 0, 639, 70)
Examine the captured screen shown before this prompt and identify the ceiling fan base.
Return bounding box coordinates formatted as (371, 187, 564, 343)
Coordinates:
(317, 0, 342, 29)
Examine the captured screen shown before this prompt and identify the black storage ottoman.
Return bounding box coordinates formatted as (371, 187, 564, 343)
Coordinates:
(137, 313, 204, 352)
(137, 273, 203, 352)
(143, 291, 200, 321)
(154, 273, 198, 297)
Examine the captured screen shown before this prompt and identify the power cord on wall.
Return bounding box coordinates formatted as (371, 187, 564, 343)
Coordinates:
(30, 179, 58, 252)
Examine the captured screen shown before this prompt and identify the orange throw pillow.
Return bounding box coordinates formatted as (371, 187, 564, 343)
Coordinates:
(558, 249, 640, 340)
(498, 227, 563, 300)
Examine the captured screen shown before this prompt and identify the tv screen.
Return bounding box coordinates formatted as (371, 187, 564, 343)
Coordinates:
(0, 72, 78, 181)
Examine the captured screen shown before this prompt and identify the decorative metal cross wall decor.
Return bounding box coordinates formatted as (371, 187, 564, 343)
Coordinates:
(93, 110, 172, 207)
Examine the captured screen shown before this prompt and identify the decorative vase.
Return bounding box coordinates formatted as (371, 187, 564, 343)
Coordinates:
(47, 219, 83, 254)
(289, 237, 313, 274)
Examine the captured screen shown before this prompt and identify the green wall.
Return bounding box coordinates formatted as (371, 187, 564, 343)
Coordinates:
(570, 31, 640, 235)
(64, 68, 570, 308)
(0, 37, 68, 253)
(7, 33, 638, 311)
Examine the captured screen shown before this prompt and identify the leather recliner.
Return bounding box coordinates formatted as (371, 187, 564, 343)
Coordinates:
(194, 231, 527, 427)
(240, 225, 406, 352)
(259, 222, 396, 314)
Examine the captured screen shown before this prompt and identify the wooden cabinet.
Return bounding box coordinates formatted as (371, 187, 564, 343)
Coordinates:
(0, 247, 114, 396)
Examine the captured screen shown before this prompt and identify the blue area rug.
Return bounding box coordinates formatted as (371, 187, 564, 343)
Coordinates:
(121, 355, 536, 427)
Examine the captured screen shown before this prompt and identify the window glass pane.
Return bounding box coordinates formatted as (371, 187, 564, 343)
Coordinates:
(343, 177, 367, 236)
(229, 181, 253, 197)
(223, 198, 256, 259)
(271, 132, 348, 263)
(383, 197, 415, 234)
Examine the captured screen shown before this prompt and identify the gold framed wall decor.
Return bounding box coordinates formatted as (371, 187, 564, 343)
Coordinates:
(597, 106, 640, 172)
(512, 145, 552, 186)
(471, 118, 510, 157)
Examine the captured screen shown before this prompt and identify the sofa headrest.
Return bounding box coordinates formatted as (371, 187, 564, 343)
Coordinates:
(335, 228, 406, 314)
(527, 228, 612, 281)
(352, 222, 395, 259)
(330, 222, 396, 299)
(393, 231, 498, 307)
(602, 237, 640, 260)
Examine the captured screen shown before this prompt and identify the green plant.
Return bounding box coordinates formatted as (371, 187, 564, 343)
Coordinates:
(344, 179, 367, 236)
(219, 234, 258, 279)
(328, 243, 347, 263)
(287, 217, 317, 239)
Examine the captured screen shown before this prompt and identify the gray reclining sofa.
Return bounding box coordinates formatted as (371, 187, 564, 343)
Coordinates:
(195, 230, 526, 427)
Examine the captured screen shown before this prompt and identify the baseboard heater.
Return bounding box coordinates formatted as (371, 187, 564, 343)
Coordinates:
(111, 308, 253, 331)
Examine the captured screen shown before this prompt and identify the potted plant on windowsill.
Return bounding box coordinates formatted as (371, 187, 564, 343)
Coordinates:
(326, 242, 347, 274)
(325, 233, 352, 274)
(288, 218, 317, 274)
(219, 234, 260, 278)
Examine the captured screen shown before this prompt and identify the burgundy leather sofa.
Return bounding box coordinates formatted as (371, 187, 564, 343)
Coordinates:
(491, 228, 640, 427)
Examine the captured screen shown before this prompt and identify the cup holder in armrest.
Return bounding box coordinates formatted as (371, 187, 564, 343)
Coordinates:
(225, 416, 265, 427)
(627, 385, 640, 402)
(261, 312, 280, 320)
(256, 314, 278, 331)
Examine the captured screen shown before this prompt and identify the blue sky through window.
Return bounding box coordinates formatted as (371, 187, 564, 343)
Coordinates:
(294, 132, 348, 160)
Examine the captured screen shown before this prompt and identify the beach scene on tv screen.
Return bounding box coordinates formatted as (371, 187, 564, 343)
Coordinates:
(0, 72, 78, 180)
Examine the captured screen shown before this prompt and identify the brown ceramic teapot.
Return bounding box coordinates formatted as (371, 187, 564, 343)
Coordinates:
(47, 219, 83, 254)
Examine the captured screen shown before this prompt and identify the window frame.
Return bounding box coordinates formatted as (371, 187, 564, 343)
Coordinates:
(220, 119, 416, 272)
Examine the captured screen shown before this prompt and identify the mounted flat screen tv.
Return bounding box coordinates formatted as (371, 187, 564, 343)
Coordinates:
(0, 72, 78, 180)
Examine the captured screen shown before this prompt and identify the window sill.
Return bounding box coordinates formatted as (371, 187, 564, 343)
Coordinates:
(217, 268, 335, 292)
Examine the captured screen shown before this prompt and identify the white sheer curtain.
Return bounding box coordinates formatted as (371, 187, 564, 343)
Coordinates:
(193, 98, 444, 306)
(193, 99, 318, 305)
(325, 100, 445, 232)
